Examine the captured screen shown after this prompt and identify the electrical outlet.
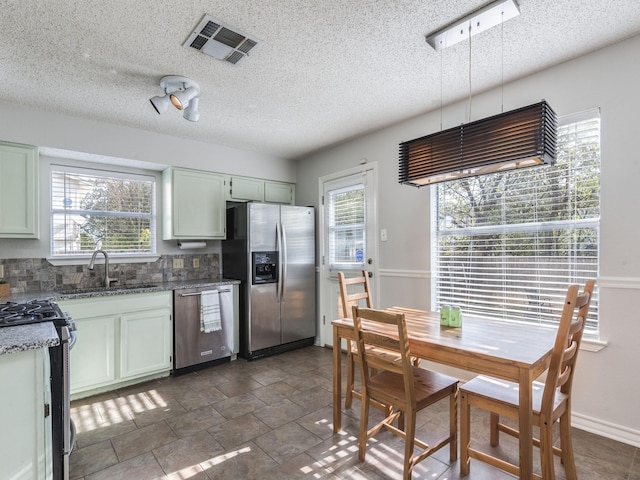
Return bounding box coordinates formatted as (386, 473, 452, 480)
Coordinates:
(173, 258, 184, 269)
(193, 258, 199, 268)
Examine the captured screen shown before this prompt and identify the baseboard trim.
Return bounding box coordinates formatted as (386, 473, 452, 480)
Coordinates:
(572, 411, 640, 448)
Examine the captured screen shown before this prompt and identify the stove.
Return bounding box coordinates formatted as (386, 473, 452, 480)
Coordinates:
(0, 299, 76, 480)
(0, 299, 72, 328)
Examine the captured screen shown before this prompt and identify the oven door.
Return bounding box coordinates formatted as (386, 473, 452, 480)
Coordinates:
(51, 324, 76, 480)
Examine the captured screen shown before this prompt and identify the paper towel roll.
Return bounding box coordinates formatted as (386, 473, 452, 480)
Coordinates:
(178, 241, 207, 250)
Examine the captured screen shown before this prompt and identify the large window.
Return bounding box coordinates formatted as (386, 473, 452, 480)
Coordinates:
(51, 166, 156, 256)
(433, 110, 600, 333)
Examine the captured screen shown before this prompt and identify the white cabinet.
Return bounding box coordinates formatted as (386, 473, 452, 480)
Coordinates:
(120, 308, 172, 378)
(228, 176, 295, 204)
(0, 347, 51, 479)
(59, 292, 172, 397)
(0, 141, 39, 238)
(264, 180, 295, 204)
(163, 167, 226, 239)
(228, 176, 264, 202)
(68, 314, 116, 392)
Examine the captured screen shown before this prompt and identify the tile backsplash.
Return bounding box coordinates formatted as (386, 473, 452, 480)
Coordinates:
(0, 254, 220, 295)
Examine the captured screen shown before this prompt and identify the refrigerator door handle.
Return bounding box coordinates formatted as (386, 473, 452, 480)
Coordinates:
(281, 221, 288, 301)
(276, 220, 283, 302)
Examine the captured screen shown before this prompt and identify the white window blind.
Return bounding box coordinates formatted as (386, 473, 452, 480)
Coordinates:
(327, 183, 366, 272)
(51, 166, 156, 255)
(433, 110, 600, 333)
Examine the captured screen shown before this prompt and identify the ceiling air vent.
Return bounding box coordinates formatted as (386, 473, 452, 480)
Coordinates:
(183, 14, 261, 65)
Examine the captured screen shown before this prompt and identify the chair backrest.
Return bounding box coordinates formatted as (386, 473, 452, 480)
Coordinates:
(352, 306, 415, 406)
(541, 280, 595, 413)
(338, 270, 373, 319)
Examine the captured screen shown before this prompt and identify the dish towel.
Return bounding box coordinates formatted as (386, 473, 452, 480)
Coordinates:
(200, 290, 222, 333)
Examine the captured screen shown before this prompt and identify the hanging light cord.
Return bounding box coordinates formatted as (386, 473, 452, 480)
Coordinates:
(468, 24, 472, 123)
(440, 40, 443, 130)
(501, 10, 505, 113)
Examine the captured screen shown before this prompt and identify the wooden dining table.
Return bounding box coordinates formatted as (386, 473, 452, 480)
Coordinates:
(332, 306, 557, 480)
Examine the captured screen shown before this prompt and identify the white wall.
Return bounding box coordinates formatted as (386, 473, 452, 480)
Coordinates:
(296, 35, 640, 446)
(0, 102, 295, 181)
(0, 102, 296, 258)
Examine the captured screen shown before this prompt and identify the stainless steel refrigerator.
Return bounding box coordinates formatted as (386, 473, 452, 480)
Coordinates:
(222, 202, 316, 360)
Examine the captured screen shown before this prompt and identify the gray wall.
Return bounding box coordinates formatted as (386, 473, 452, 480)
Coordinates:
(296, 35, 640, 446)
(0, 103, 297, 259)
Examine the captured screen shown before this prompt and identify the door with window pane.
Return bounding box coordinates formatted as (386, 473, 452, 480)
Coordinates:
(320, 167, 377, 346)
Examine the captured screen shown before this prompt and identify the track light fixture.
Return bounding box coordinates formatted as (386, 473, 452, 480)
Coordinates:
(150, 75, 201, 122)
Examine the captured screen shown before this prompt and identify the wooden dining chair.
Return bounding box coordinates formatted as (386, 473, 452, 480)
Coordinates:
(352, 306, 459, 480)
(337, 270, 373, 409)
(460, 280, 595, 480)
(338, 270, 420, 410)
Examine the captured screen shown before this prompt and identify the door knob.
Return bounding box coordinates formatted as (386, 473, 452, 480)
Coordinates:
(368, 271, 373, 278)
(367, 258, 373, 265)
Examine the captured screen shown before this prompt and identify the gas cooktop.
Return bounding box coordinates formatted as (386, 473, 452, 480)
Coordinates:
(0, 300, 69, 328)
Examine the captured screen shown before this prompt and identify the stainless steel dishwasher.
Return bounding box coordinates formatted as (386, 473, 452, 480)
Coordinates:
(173, 285, 235, 373)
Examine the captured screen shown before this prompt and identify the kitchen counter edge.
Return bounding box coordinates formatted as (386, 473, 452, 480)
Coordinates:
(4, 278, 241, 303)
(0, 279, 240, 355)
(0, 322, 60, 356)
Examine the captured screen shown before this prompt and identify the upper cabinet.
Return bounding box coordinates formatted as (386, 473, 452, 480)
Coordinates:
(163, 167, 226, 239)
(0, 141, 39, 238)
(228, 176, 295, 205)
(264, 180, 295, 204)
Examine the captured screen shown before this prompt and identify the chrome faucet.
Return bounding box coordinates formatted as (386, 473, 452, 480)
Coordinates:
(88, 250, 116, 287)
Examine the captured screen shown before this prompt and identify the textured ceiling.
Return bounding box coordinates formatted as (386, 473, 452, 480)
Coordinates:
(1, 0, 639, 160)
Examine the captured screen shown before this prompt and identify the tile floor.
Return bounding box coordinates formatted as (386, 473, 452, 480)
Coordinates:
(70, 346, 639, 479)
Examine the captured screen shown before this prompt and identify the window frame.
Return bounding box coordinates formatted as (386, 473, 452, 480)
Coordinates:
(326, 182, 367, 273)
(48, 163, 159, 264)
(431, 108, 601, 337)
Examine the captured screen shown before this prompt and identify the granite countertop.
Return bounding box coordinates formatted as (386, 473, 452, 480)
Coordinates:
(0, 278, 241, 356)
(0, 322, 59, 356)
(4, 278, 241, 303)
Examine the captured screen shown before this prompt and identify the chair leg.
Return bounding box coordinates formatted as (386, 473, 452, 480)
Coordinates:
(490, 412, 500, 446)
(450, 390, 458, 461)
(559, 412, 577, 480)
(403, 410, 417, 480)
(398, 410, 405, 431)
(460, 391, 471, 475)
(345, 348, 355, 408)
(359, 390, 370, 461)
(539, 417, 556, 480)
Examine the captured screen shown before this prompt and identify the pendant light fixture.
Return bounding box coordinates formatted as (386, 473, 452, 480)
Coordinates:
(399, 0, 557, 187)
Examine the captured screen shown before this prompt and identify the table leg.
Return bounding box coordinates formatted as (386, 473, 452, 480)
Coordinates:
(333, 325, 342, 432)
(518, 368, 534, 480)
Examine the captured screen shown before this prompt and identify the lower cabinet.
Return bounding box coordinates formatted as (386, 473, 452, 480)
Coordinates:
(69, 313, 116, 391)
(120, 308, 172, 378)
(59, 292, 172, 397)
(0, 347, 52, 479)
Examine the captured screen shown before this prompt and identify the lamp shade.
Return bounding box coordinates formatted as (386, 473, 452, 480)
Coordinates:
(183, 97, 200, 122)
(150, 94, 172, 114)
(170, 86, 199, 110)
(399, 101, 558, 186)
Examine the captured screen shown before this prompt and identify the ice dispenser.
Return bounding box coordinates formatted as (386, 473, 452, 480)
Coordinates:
(252, 251, 278, 284)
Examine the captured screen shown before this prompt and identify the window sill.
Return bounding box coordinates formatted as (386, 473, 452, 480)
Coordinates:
(46, 254, 160, 266)
(581, 336, 608, 352)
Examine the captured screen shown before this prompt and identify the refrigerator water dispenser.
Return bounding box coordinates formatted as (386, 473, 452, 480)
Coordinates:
(253, 251, 278, 284)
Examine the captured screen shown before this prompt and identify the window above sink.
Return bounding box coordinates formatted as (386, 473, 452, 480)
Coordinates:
(50, 164, 157, 259)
